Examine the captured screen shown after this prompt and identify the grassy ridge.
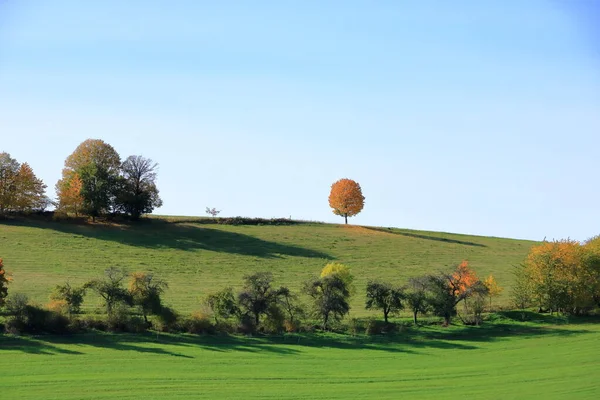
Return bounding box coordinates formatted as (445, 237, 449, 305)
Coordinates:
(1, 314, 599, 399)
(0, 216, 535, 315)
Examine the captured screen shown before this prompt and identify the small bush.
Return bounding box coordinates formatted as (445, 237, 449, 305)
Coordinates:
(283, 319, 301, 333)
(365, 318, 395, 335)
(154, 306, 179, 332)
(184, 312, 214, 334)
(348, 318, 363, 335)
(237, 314, 256, 335)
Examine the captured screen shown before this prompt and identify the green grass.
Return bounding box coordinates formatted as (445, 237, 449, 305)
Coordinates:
(0, 216, 534, 315)
(2, 314, 599, 399)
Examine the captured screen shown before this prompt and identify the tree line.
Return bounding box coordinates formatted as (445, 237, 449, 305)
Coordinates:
(0, 139, 162, 220)
(0, 258, 506, 335)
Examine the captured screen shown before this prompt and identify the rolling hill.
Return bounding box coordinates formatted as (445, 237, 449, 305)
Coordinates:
(0, 216, 535, 316)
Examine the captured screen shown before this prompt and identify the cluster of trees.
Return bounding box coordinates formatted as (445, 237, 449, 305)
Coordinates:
(0, 153, 49, 213)
(512, 237, 600, 315)
(1, 258, 503, 335)
(55, 139, 162, 220)
(0, 139, 163, 220)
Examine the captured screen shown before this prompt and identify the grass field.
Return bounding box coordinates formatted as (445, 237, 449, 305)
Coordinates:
(0, 216, 535, 315)
(1, 313, 599, 399)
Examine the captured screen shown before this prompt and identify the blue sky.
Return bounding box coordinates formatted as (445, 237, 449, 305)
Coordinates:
(0, 1, 598, 241)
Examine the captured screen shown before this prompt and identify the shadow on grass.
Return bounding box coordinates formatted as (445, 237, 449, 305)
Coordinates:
(363, 227, 486, 247)
(1, 319, 593, 357)
(1, 218, 332, 259)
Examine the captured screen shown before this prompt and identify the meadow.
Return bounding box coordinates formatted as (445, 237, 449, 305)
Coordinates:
(2, 217, 600, 399)
(1, 313, 599, 399)
(0, 216, 535, 315)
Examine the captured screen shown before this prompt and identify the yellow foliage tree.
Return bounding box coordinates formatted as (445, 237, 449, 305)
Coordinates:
(0, 258, 12, 307)
(321, 262, 355, 294)
(483, 274, 503, 309)
(524, 239, 600, 314)
(328, 178, 365, 224)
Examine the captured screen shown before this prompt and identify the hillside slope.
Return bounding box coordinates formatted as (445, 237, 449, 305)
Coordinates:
(0, 217, 535, 316)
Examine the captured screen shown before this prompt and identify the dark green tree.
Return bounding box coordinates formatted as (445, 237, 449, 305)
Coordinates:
(85, 267, 132, 315)
(128, 272, 168, 323)
(365, 280, 404, 323)
(116, 155, 163, 219)
(304, 274, 350, 330)
(50, 282, 86, 317)
(237, 272, 284, 327)
(205, 287, 239, 323)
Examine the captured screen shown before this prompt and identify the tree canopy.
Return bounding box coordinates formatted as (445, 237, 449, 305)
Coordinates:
(328, 178, 365, 224)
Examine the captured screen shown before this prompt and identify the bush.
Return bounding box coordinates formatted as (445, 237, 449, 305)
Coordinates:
(184, 312, 214, 334)
(365, 318, 395, 335)
(283, 319, 301, 333)
(4, 303, 71, 335)
(154, 306, 179, 332)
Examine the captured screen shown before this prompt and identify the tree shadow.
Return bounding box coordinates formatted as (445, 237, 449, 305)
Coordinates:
(1, 218, 332, 259)
(363, 227, 487, 247)
(0, 335, 83, 355)
(2, 320, 591, 357)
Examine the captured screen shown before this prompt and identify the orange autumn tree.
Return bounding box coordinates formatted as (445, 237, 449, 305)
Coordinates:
(328, 178, 365, 224)
(450, 260, 479, 295)
(0, 258, 11, 307)
(55, 172, 84, 216)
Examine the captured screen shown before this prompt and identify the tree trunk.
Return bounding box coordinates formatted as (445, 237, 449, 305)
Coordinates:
(413, 310, 418, 325)
(344, 214, 348, 224)
(384, 310, 388, 323)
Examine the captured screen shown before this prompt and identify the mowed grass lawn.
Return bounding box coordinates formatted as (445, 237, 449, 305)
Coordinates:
(1, 315, 599, 399)
(0, 217, 535, 315)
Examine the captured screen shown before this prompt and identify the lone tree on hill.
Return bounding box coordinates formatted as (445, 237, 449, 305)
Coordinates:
(328, 178, 365, 224)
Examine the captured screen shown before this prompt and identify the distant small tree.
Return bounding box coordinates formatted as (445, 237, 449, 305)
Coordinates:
(50, 282, 86, 317)
(483, 274, 503, 309)
(237, 272, 283, 327)
(205, 287, 239, 323)
(128, 272, 168, 323)
(205, 207, 221, 217)
(85, 267, 132, 315)
(304, 274, 350, 330)
(405, 276, 429, 325)
(365, 280, 404, 323)
(0, 258, 11, 307)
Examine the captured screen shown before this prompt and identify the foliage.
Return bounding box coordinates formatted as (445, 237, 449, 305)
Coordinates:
(320, 262, 354, 293)
(205, 287, 239, 323)
(128, 272, 168, 323)
(522, 239, 600, 314)
(237, 272, 285, 328)
(424, 261, 487, 326)
(405, 276, 429, 325)
(116, 155, 163, 219)
(304, 274, 351, 330)
(0, 153, 47, 213)
(50, 282, 86, 316)
(277, 286, 305, 324)
(483, 274, 503, 309)
(365, 280, 404, 323)
(55, 172, 84, 216)
(85, 267, 132, 315)
(0, 258, 11, 307)
(328, 178, 365, 224)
